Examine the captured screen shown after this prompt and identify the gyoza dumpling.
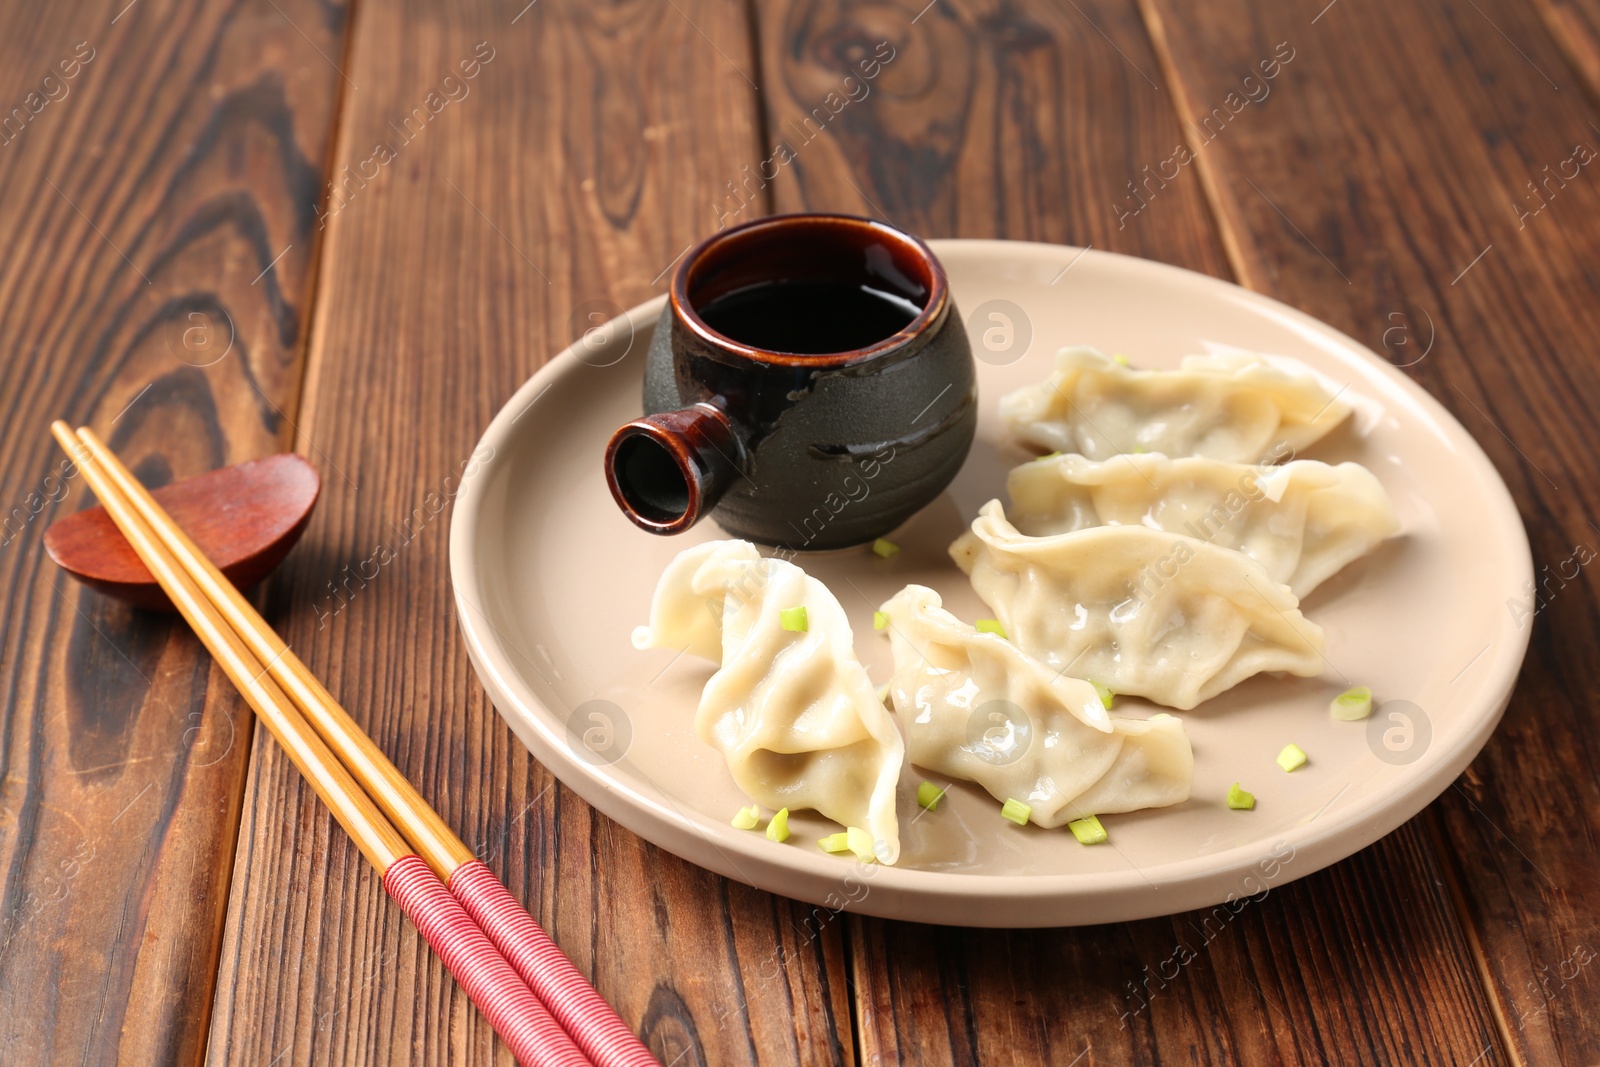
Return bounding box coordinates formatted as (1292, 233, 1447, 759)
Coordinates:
(950, 501, 1326, 710)
(1000, 346, 1351, 462)
(632, 539, 762, 660)
(634, 540, 904, 862)
(880, 585, 1193, 827)
(1007, 452, 1400, 598)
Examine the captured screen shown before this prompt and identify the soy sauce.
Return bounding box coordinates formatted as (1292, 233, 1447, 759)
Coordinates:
(695, 280, 923, 355)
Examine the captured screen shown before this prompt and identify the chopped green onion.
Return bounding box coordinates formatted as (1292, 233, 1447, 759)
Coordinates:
(846, 826, 878, 862)
(1227, 782, 1256, 810)
(873, 611, 889, 630)
(818, 832, 851, 853)
(1089, 678, 1114, 709)
(1113, 353, 1130, 365)
(779, 606, 808, 632)
(1330, 686, 1373, 721)
(1035, 451, 1062, 462)
(872, 538, 900, 559)
(917, 781, 946, 811)
(1068, 814, 1107, 844)
(766, 807, 790, 842)
(1132, 445, 1146, 454)
(1001, 798, 1032, 826)
(1276, 743, 1308, 772)
(731, 804, 760, 830)
(975, 619, 1007, 638)
(876, 683, 890, 704)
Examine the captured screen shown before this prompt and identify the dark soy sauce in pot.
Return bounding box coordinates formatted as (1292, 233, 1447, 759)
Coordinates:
(695, 280, 923, 355)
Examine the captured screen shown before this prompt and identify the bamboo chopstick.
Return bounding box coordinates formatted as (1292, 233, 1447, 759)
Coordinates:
(68, 426, 659, 1067)
(51, 422, 590, 1067)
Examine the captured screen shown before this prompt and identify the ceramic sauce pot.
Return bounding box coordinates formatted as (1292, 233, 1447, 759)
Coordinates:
(604, 213, 975, 550)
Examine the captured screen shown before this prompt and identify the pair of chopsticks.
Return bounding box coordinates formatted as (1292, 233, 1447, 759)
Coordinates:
(51, 423, 659, 1067)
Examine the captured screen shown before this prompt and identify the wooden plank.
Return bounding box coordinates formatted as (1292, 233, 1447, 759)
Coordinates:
(204, 2, 856, 1064)
(0, 2, 350, 1065)
(1139, 0, 1600, 1061)
(751, 0, 1224, 269)
(755, 1, 1514, 1063)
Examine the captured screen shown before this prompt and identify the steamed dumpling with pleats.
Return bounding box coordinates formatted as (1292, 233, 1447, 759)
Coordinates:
(1000, 346, 1351, 462)
(634, 540, 904, 862)
(1007, 452, 1400, 598)
(632, 538, 763, 661)
(880, 585, 1193, 827)
(950, 501, 1326, 710)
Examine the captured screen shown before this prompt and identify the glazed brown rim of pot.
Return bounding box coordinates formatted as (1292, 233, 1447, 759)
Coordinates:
(669, 212, 949, 369)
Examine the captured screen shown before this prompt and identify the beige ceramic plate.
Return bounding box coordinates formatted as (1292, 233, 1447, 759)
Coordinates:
(450, 241, 1531, 927)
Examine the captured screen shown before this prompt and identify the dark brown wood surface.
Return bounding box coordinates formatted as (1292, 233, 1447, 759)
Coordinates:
(0, 1, 347, 1064)
(4, 0, 1598, 1064)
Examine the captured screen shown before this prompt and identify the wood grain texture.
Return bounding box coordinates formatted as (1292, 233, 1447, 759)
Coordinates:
(752, 0, 1227, 270)
(756, 1, 1514, 1063)
(0, 1, 348, 1064)
(1530, 0, 1600, 96)
(853, 831, 1499, 1066)
(204, 2, 853, 1064)
(1139, 0, 1600, 1061)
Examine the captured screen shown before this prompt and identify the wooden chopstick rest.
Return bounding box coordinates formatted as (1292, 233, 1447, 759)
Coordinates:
(43, 453, 319, 611)
(51, 423, 590, 1067)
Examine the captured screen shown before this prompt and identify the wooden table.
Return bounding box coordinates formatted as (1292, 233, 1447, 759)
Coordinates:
(3, 0, 1597, 1063)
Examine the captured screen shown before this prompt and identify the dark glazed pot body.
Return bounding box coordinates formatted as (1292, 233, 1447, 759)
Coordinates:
(607, 214, 976, 550)
(641, 297, 975, 549)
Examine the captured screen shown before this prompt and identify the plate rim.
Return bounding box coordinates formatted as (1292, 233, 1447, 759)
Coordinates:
(449, 239, 1533, 926)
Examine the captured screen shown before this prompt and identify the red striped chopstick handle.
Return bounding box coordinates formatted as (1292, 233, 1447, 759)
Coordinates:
(450, 860, 661, 1067)
(384, 855, 593, 1067)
